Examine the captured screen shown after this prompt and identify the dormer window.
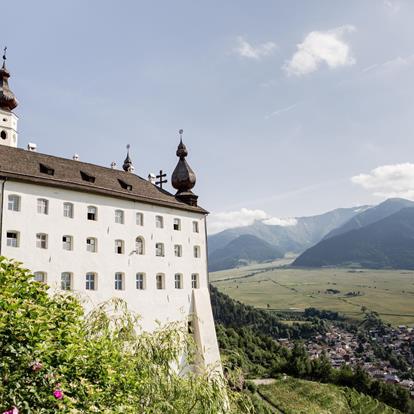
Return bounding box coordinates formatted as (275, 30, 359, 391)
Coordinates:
(80, 171, 95, 183)
(39, 163, 54, 176)
(118, 179, 132, 191)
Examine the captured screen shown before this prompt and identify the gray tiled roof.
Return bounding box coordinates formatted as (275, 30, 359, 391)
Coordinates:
(0, 146, 207, 214)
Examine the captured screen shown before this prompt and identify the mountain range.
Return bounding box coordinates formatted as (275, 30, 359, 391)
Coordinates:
(208, 198, 414, 271)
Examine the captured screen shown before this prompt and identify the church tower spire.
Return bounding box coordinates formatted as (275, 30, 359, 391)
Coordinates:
(0, 47, 19, 147)
(171, 129, 198, 206)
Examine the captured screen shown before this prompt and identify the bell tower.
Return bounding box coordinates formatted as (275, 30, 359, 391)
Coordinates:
(0, 47, 19, 148)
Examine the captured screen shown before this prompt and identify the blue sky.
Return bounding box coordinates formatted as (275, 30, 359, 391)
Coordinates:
(2, 1, 414, 233)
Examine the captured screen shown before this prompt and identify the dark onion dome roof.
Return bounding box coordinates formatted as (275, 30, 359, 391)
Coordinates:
(0, 59, 18, 112)
(0, 145, 207, 214)
(171, 138, 196, 193)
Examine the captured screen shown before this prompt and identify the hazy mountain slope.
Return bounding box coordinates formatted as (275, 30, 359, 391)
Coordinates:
(293, 207, 414, 269)
(208, 234, 283, 272)
(324, 198, 414, 240)
(208, 205, 368, 256)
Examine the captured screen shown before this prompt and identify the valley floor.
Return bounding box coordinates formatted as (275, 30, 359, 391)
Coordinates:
(210, 263, 414, 326)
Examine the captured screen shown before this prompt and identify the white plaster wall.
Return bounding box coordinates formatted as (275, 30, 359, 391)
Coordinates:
(1, 180, 209, 333)
(0, 109, 18, 147)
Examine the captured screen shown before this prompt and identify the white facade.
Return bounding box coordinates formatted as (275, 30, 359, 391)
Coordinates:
(0, 179, 221, 369)
(0, 107, 18, 147)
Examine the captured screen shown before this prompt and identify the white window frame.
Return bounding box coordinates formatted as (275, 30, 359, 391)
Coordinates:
(156, 273, 165, 290)
(62, 235, 73, 251)
(173, 218, 181, 231)
(193, 245, 201, 258)
(86, 272, 96, 290)
(136, 273, 146, 290)
(155, 215, 164, 229)
(114, 272, 124, 290)
(191, 273, 199, 289)
(193, 221, 199, 233)
(135, 236, 145, 255)
(86, 237, 97, 253)
(63, 202, 74, 218)
(37, 198, 49, 215)
(115, 239, 124, 254)
(6, 231, 19, 247)
(115, 209, 124, 224)
(61, 272, 72, 290)
(174, 244, 182, 257)
(155, 242, 164, 257)
(36, 233, 48, 249)
(87, 206, 97, 221)
(34, 271, 47, 283)
(8, 195, 20, 212)
(136, 212, 144, 226)
(174, 273, 183, 289)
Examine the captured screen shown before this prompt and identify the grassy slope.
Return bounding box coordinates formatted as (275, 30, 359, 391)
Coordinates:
(210, 264, 414, 326)
(258, 377, 401, 414)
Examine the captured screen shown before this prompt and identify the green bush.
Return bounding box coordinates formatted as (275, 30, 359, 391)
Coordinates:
(0, 257, 251, 413)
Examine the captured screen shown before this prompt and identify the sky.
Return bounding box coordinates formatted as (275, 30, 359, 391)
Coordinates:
(2, 0, 414, 234)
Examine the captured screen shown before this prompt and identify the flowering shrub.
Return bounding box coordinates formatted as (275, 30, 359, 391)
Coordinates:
(0, 257, 252, 413)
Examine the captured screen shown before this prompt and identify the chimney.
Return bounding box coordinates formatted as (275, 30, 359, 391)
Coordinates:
(110, 161, 117, 169)
(73, 154, 79, 161)
(148, 173, 156, 184)
(27, 143, 37, 152)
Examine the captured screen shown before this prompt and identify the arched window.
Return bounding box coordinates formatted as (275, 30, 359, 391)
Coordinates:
(34, 271, 47, 283)
(135, 236, 145, 255)
(1, 130, 7, 140)
(87, 206, 97, 221)
(156, 273, 165, 290)
(8, 195, 20, 211)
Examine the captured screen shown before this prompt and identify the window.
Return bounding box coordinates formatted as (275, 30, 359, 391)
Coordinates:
(193, 246, 201, 258)
(87, 206, 97, 221)
(115, 209, 124, 224)
(37, 198, 48, 215)
(191, 273, 199, 289)
(136, 212, 144, 226)
(63, 202, 74, 218)
(80, 171, 95, 183)
(36, 233, 48, 249)
(86, 237, 97, 253)
(86, 272, 96, 290)
(8, 195, 20, 211)
(155, 215, 164, 228)
(118, 179, 132, 191)
(173, 218, 181, 231)
(62, 235, 73, 251)
(174, 244, 182, 257)
(34, 271, 47, 283)
(193, 221, 199, 233)
(135, 237, 145, 255)
(115, 239, 124, 254)
(155, 242, 164, 257)
(1, 130, 6, 140)
(6, 231, 18, 247)
(156, 273, 165, 290)
(61, 272, 72, 290)
(136, 273, 145, 290)
(39, 163, 54, 176)
(175, 273, 183, 289)
(115, 272, 124, 290)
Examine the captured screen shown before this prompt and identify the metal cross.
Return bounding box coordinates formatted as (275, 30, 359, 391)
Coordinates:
(2, 46, 7, 62)
(156, 170, 167, 189)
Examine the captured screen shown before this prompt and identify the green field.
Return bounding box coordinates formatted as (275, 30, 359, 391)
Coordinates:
(210, 261, 414, 326)
(257, 376, 401, 414)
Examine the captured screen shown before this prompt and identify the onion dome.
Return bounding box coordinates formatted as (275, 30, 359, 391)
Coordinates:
(171, 130, 198, 206)
(0, 47, 18, 112)
(122, 144, 134, 172)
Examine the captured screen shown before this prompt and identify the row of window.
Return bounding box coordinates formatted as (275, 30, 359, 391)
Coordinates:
(8, 195, 200, 232)
(33, 271, 200, 291)
(6, 231, 201, 257)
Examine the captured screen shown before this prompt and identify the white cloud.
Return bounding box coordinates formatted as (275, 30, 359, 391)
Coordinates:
(362, 55, 414, 74)
(284, 25, 356, 76)
(351, 163, 414, 199)
(265, 103, 298, 119)
(207, 208, 297, 234)
(384, 0, 401, 13)
(234, 36, 277, 60)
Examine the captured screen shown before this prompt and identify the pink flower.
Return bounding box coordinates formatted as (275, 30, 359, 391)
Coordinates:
(30, 361, 43, 372)
(53, 389, 63, 400)
(3, 407, 18, 414)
